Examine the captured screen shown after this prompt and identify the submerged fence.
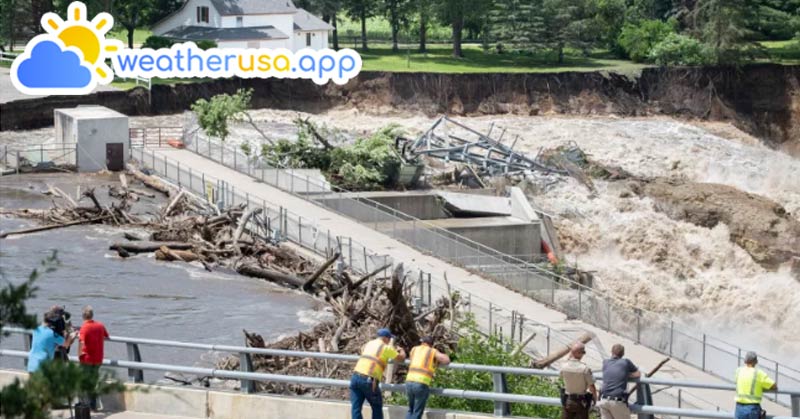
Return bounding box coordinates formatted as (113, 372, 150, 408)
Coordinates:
(174, 133, 800, 408)
(1, 143, 77, 172)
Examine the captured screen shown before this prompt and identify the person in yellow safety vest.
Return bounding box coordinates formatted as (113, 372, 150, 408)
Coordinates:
(404, 336, 451, 419)
(351, 328, 406, 419)
(734, 351, 777, 419)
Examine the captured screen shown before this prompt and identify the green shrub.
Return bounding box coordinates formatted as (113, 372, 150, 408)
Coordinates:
(142, 35, 175, 50)
(196, 40, 218, 50)
(390, 318, 562, 419)
(650, 33, 712, 66)
(617, 19, 675, 62)
(260, 123, 403, 191)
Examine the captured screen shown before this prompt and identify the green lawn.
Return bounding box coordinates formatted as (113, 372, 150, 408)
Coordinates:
(357, 43, 650, 74)
(107, 28, 153, 46)
(760, 39, 800, 64)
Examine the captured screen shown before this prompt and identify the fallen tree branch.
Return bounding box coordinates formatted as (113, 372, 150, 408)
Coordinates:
(303, 252, 340, 291)
(0, 216, 112, 239)
(109, 241, 193, 253)
(236, 263, 305, 289)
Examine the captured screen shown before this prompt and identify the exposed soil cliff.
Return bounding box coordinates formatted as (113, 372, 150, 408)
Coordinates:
(2, 65, 799, 155)
(640, 179, 800, 270)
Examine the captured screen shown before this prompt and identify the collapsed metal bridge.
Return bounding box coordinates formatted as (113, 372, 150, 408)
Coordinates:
(404, 116, 567, 177)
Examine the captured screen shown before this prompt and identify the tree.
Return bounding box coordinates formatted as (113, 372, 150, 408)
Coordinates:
(686, 0, 760, 64)
(145, 0, 182, 26)
(384, 0, 410, 52)
(113, 0, 155, 48)
(435, 0, 490, 57)
(191, 89, 273, 144)
(618, 18, 676, 62)
(491, 0, 547, 51)
(650, 32, 712, 64)
(0, 252, 124, 418)
(415, 0, 432, 52)
(344, 0, 378, 49)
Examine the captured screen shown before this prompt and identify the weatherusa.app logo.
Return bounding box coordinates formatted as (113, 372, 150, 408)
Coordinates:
(11, 1, 122, 95)
(11, 1, 362, 96)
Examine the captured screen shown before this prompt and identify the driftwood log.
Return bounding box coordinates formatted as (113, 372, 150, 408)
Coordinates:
(126, 163, 171, 196)
(110, 241, 194, 253)
(532, 332, 593, 368)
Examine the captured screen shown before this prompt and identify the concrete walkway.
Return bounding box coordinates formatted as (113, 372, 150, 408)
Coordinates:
(149, 147, 789, 415)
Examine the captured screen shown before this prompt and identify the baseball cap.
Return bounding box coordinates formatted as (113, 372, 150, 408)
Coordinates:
(377, 328, 395, 339)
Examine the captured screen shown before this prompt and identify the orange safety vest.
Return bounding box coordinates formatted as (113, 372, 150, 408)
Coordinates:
(354, 339, 389, 380)
(405, 345, 437, 386)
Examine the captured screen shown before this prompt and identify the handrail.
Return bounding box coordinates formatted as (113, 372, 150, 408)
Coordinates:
(4, 327, 799, 397)
(0, 349, 797, 419)
(182, 133, 800, 384)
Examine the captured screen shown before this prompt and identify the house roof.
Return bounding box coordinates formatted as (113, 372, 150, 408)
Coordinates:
(210, 0, 297, 15)
(162, 25, 290, 41)
(293, 8, 333, 31)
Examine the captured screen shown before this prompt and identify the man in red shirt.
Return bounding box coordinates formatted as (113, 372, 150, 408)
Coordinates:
(78, 306, 109, 410)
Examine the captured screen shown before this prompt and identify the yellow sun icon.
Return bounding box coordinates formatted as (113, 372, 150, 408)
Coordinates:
(40, 2, 123, 83)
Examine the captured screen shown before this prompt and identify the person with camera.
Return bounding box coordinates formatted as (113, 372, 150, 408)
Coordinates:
(27, 310, 76, 373)
(48, 305, 73, 361)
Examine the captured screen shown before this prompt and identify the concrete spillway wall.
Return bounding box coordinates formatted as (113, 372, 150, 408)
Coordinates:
(0, 370, 512, 419)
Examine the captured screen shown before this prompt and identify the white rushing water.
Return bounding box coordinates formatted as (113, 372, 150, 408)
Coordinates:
(2, 109, 798, 366)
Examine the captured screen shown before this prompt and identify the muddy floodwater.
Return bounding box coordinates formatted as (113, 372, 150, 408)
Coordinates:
(0, 174, 329, 380)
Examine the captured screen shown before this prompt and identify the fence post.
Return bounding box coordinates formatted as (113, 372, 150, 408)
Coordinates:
(546, 326, 551, 354)
(40, 144, 43, 163)
(669, 321, 674, 356)
(635, 383, 655, 419)
(678, 389, 683, 419)
(491, 372, 511, 417)
(189, 167, 193, 191)
(636, 309, 642, 344)
(22, 333, 32, 369)
(177, 161, 181, 186)
(427, 273, 432, 306)
(125, 342, 144, 383)
(701, 334, 707, 371)
(489, 302, 493, 332)
(418, 271, 424, 305)
(238, 352, 256, 394)
(16, 151, 20, 174)
(791, 394, 799, 417)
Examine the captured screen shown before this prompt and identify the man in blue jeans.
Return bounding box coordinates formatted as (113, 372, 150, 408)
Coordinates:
(350, 329, 406, 419)
(405, 336, 450, 419)
(734, 352, 777, 419)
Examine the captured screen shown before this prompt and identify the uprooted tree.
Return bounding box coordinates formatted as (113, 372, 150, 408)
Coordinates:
(191, 88, 273, 144)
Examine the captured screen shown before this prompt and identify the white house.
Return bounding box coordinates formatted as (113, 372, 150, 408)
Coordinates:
(151, 0, 332, 50)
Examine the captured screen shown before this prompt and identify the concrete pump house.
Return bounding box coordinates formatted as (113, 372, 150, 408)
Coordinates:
(54, 106, 129, 172)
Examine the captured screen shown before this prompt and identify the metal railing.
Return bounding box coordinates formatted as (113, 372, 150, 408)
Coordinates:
(2, 330, 799, 419)
(179, 132, 800, 406)
(1, 143, 78, 173)
(129, 127, 183, 148)
(128, 147, 604, 372)
(0, 51, 18, 63)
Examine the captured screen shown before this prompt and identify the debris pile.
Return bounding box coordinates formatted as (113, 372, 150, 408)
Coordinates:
(215, 263, 460, 398)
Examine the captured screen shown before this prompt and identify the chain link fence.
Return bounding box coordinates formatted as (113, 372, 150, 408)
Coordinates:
(136, 134, 800, 410)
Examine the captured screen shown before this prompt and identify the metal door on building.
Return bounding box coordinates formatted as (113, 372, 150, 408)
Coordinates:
(106, 143, 124, 171)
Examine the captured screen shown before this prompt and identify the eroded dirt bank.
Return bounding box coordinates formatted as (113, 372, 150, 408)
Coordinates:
(2, 65, 799, 155)
(639, 180, 800, 270)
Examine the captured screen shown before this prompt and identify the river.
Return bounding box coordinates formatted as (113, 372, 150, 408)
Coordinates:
(0, 175, 329, 381)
